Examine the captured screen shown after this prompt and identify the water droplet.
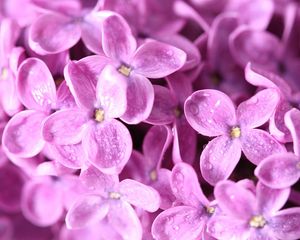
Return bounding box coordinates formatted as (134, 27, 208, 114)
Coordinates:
(188, 102, 199, 115)
(204, 162, 213, 170)
(215, 100, 221, 107)
(203, 93, 210, 97)
(172, 225, 179, 231)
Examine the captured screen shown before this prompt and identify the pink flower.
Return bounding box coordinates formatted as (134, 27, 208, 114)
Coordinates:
(184, 88, 285, 185)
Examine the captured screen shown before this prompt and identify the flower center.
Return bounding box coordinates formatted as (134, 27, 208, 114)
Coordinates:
(150, 169, 157, 181)
(118, 64, 131, 77)
(249, 215, 266, 228)
(109, 192, 121, 200)
(1, 67, 8, 80)
(94, 109, 105, 122)
(206, 206, 215, 214)
(230, 126, 241, 138)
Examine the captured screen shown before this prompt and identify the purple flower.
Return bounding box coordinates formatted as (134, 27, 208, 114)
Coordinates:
(42, 55, 132, 174)
(66, 166, 160, 240)
(255, 108, 300, 188)
(184, 88, 285, 185)
(208, 180, 300, 240)
(152, 162, 215, 240)
(97, 13, 187, 124)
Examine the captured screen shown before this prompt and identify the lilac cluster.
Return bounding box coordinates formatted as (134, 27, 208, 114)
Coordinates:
(1, 0, 300, 239)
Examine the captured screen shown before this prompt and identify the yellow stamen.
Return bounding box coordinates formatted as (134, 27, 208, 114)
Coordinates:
(94, 109, 105, 122)
(118, 65, 131, 77)
(249, 215, 266, 228)
(150, 170, 157, 181)
(206, 206, 215, 214)
(230, 126, 241, 138)
(109, 192, 121, 199)
(174, 107, 181, 118)
(1, 68, 8, 79)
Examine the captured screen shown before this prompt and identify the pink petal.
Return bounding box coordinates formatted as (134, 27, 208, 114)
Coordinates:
(145, 85, 177, 125)
(214, 180, 255, 219)
(17, 58, 56, 112)
(120, 74, 154, 124)
(56, 80, 77, 109)
(107, 201, 142, 240)
(47, 143, 86, 169)
(143, 125, 173, 169)
(152, 206, 204, 240)
(200, 135, 242, 186)
(256, 182, 290, 216)
(83, 120, 132, 175)
(184, 89, 236, 137)
(29, 13, 81, 55)
(42, 108, 88, 145)
(270, 208, 300, 240)
(230, 27, 280, 69)
(237, 88, 280, 129)
(21, 177, 64, 226)
(285, 108, 300, 156)
(255, 153, 300, 189)
(171, 162, 209, 207)
(79, 165, 119, 195)
(66, 194, 109, 229)
(64, 56, 112, 110)
(207, 216, 249, 240)
(119, 179, 160, 212)
(0, 164, 25, 212)
(96, 65, 127, 119)
(132, 40, 187, 79)
(173, 118, 197, 164)
(102, 14, 136, 62)
(241, 129, 286, 165)
(2, 110, 46, 158)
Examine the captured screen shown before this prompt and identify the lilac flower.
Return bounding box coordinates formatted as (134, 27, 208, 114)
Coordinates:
(97, 13, 187, 124)
(66, 166, 160, 240)
(207, 180, 300, 240)
(29, 0, 110, 54)
(146, 72, 197, 163)
(2, 58, 58, 158)
(255, 108, 300, 188)
(152, 162, 216, 240)
(42, 56, 132, 174)
(184, 88, 285, 185)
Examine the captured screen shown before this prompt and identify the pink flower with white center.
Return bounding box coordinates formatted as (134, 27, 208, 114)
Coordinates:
(42, 55, 132, 175)
(208, 180, 300, 240)
(97, 13, 187, 124)
(66, 166, 160, 240)
(184, 88, 285, 185)
(255, 108, 300, 188)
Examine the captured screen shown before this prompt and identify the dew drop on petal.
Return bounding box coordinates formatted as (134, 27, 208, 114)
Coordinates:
(188, 102, 199, 115)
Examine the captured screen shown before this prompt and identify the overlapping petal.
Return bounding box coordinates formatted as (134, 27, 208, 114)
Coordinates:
(285, 108, 300, 156)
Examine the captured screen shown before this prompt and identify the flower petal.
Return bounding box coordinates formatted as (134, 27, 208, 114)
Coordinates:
(255, 153, 300, 189)
(152, 206, 204, 240)
(83, 120, 132, 175)
(29, 13, 81, 54)
(107, 201, 142, 240)
(285, 108, 300, 156)
(42, 108, 88, 145)
(237, 88, 280, 129)
(171, 162, 209, 207)
(96, 65, 127, 119)
(270, 208, 300, 240)
(119, 179, 160, 212)
(132, 40, 187, 79)
(2, 110, 46, 158)
(256, 182, 290, 216)
(145, 85, 177, 125)
(214, 180, 255, 219)
(21, 177, 64, 226)
(64, 55, 112, 110)
(102, 14, 136, 62)
(184, 89, 236, 137)
(241, 129, 286, 165)
(17, 58, 56, 112)
(207, 216, 249, 240)
(200, 136, 242, 186)
(66, 194, 109, 229)
(120, 74, 154, 124)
